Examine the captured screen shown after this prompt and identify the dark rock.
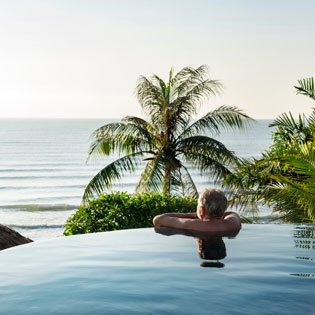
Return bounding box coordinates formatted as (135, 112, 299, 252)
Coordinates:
(0, 224, 33, 251)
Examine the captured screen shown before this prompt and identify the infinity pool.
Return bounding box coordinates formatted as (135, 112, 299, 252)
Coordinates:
(0, 224, 314, 314)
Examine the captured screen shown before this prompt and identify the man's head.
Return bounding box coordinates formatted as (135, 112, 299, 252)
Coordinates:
(197, 188, 227, 218)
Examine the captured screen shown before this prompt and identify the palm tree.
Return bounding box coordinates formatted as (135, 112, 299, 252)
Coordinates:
(82, 65, 252, 205)
(224, 77, 315, 222)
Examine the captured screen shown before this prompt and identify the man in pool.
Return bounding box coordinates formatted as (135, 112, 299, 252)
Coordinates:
(153, 188, 241, 233)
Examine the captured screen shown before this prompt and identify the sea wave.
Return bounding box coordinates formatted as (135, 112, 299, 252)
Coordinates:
(0, 162, 86, 167)
(0, 185, 86, 190)
(8, 224, 64, 230)
(0, 175, 93, 180)
(0, 204, 78, 211)
(0, 168, 97, 173)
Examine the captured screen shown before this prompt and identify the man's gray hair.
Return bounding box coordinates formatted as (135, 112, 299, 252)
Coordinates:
(198, 188, 227, 217)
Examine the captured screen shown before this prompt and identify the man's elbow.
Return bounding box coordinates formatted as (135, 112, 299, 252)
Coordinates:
(153, 215, 162, 227)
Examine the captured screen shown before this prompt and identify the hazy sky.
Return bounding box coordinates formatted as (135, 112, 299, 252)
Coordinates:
(0, 0, 314, 119)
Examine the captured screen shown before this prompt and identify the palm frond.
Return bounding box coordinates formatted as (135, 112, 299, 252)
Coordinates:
(135, 152, 165, 194)
(178, 135, 238, 164)
(82, 152, 144, 205)
(122, 116, 152, 130)
(173, 166, 199, 199)
(152, 74, 169, 104)
(268, 141, 315, 173)
(294, 77, 315, 100)
(269, 112, 302, 129)
(269, 112, 310, 143)
(172, 65, 222, 118)
(87, 122, 155, 161)
(183, 151, 233, 185)
(182, 79, 222, 104)
(268, 177, 315, 222)
(180, 105, 253, 138)
(168, 67, 175, 85)
(168, 79, 222, 134)
(308, 109, 315, 125)
(173, 65, 210, 88)
(222, 157, 271, 214)
(136, 75, 165, 123)
(308, 110, 315, 137)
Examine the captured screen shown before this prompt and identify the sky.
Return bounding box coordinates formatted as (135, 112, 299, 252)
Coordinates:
(0, 0, 314, 119)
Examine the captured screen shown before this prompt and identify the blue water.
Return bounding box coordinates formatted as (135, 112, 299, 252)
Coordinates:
(0, 224, 313, 314)
(0, 119, 274, 240)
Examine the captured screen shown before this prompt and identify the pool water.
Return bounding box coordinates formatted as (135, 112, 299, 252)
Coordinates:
(0, 224, 314, 314)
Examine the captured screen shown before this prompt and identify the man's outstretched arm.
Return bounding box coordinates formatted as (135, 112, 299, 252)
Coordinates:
(153, 211, 241, 232)
(153, 213, 198, 228)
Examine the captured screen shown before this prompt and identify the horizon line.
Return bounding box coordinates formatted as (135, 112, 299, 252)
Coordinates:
(0, 116, 276, 120)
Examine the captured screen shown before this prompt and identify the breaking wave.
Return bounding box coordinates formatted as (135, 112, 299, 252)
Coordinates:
(0, 204, 78, 212)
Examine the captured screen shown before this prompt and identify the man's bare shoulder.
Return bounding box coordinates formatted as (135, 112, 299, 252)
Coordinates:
(222, 212, 241, 228)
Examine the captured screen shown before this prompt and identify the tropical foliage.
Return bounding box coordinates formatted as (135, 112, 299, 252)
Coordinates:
(82, 65, 251, 204)
(224, 78, 315, 222)
(64, 192, 197, 235)
(295, 77, 315, 100)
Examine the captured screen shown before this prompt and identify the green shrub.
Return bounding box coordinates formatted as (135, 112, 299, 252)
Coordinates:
(64, 192, 197, 236)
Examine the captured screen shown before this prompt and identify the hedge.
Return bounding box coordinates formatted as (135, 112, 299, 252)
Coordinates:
(64, 192, 197, 236)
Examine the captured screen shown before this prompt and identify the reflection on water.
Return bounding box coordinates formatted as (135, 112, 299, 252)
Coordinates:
(294, 239, 314, 250)
(293, 225, 315, 239)
(154, 227, 240, 268)
(197, 238, 226, 260)
(291, 273, 315, 278)
(296, 256, 315, 261)
(292, 225, 315, 278)
(197, 237, 226, 268)
(200, 261, 225, 268)
(155, 225, 315, 275)
(0, 224, 314, 314)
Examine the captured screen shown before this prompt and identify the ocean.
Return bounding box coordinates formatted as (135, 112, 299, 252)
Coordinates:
(0, 119, 274, 240)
